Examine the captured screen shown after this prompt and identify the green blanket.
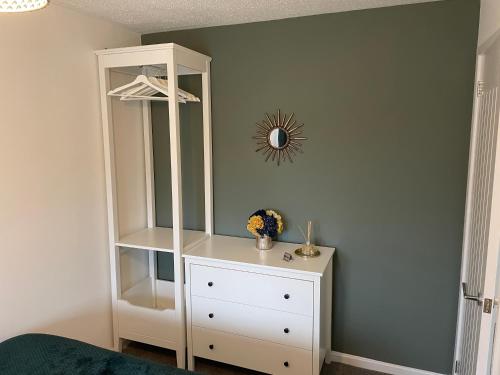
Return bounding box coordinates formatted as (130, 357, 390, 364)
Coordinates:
(0, 334, 194, 375)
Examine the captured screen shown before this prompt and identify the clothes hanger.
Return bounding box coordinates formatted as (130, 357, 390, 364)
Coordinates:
(107, 74, 199, 103)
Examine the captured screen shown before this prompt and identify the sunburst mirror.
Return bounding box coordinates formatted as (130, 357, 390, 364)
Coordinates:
(253, 109, 307, 165)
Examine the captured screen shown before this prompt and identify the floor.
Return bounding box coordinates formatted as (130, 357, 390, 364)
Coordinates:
(123, 341, 388, 375)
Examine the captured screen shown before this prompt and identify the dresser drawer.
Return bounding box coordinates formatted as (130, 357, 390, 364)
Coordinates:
(191, 295, 313, 350)
(192, 326, 312, 375)
(190, 264, 313, 316)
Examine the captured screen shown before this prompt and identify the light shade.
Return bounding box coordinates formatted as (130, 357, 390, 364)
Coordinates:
(0, 0, 48, 12)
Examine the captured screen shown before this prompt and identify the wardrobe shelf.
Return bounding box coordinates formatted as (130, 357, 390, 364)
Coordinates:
(120, 277, 175, 310)
(116, 227, 208, 253)
(96, 43, 213, 364)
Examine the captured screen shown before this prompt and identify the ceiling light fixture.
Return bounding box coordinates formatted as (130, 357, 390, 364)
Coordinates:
(0, 0, 48, 13)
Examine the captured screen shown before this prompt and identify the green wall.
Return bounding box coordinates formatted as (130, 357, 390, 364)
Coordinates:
(143, 0, 479, 372)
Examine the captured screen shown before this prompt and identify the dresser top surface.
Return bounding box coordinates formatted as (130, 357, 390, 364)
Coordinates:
(183, 235, 335, 276)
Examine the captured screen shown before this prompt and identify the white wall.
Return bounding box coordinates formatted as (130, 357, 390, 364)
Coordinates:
(479, 0, 500, 47)
(0, 4, 140, 348)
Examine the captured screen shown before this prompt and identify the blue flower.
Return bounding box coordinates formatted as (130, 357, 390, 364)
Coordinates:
(250, 209, 267, 218)
(247, 209, 281, 238)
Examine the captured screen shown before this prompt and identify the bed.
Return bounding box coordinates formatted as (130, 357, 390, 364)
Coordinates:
(0, 334, 195, 375)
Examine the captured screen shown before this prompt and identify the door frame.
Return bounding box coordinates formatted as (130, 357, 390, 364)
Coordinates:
(452, 51, 484, 374)
(453, 31, 500, 374)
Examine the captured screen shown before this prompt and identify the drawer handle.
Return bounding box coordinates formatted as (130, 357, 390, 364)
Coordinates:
(284, 293, 290, 300)
(284, 328, 290, 334)
(284, 361, 289, 367)
(208, 281, 213, 287)
(208, 313, 214, 319)
(209, 344, 214, 350)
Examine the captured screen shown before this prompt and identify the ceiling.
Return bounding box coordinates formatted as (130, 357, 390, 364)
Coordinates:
(54, 0, 442, 34)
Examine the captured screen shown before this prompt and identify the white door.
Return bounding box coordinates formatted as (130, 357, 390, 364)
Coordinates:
(453, 34, 500, 375)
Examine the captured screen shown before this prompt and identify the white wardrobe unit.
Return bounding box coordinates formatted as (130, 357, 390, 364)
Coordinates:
(95, 44, 213, 369)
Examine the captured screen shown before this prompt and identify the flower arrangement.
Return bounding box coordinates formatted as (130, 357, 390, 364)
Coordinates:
(247, 209, 284, 238)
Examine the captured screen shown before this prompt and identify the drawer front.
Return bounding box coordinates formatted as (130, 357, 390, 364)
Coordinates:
(190, 264, 313, 316)
(191, 296, 313, 350)
(192, 326, 312, 375)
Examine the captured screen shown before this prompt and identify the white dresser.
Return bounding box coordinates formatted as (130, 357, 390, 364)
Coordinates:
(183, 235, 335, 375)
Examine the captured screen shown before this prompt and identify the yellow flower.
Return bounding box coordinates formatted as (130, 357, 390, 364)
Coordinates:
(266, 210, 277, 218)
(247, 215, 264, 237)
(278, 221, 284, 234)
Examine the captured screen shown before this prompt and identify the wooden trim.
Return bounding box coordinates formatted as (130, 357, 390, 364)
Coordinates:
(142, 101, 156, 229)
(323, 258, 333, 363)
(202, 62, 214, 235)
(312, 276, 321, 375)
(96, 43, 212, 368)
(453, 53, 485, 368)
(185, 262, 195, 371)
(328, 351, 445, 375)
(167, 52, 186, 369)
(476, 87, 500, 375)
(97, 63, 121, 351)
(95, 43, 211, 62)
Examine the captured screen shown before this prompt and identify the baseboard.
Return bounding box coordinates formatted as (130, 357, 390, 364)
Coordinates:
(328, 351, 446, 375)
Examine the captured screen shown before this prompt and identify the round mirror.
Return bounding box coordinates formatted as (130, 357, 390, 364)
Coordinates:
(253, 110, 307, 165)
(269, 128, 289, 149)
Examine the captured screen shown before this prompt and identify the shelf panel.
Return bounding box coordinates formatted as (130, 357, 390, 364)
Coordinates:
(120, 277, 175, 310)
(116, 227, 208, 253)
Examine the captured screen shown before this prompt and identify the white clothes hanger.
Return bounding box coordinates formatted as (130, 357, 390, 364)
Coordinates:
(107, 74, 200, 103)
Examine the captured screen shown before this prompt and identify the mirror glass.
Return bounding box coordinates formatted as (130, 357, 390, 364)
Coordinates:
(269, 128, 289, 149)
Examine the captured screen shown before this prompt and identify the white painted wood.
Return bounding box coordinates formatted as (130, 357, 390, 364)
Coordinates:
(474, 35, 500, 374)
(191, 295, 313, 349)
(142, 100, 155, 229)
(184, 237, 334, 375)
(453, 54, 484, 373)
(492, 300, 500, 375)
(117, 280, 178, 349)
(454, 33, 500, 375)
(95, 43, 211, 71)
(117, 331, 176, 351)
(120, 277, 175, 310)
(190, 264, 314, 316)
(328, 351, 445, 375)
(476, 92, 500, 375)
(116, 227, 208, 253)
(312, 275, 321, 375)
(202, 63, 214, 235)
(174, 48, 209, 74)
(184, 234, 335, 277)
(192, 326, 313, 375)
(185, 259, 195, 371)
(322, 258, 333, 364)
(167, 51, 187, 369)
(96, 43, 212, 368)
(97, 64, 122, 351)
(148, 249, 157, 302)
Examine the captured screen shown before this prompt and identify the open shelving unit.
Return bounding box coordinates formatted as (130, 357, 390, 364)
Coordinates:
(116, 227, 208, 253)
(95, 44, 213, 369)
